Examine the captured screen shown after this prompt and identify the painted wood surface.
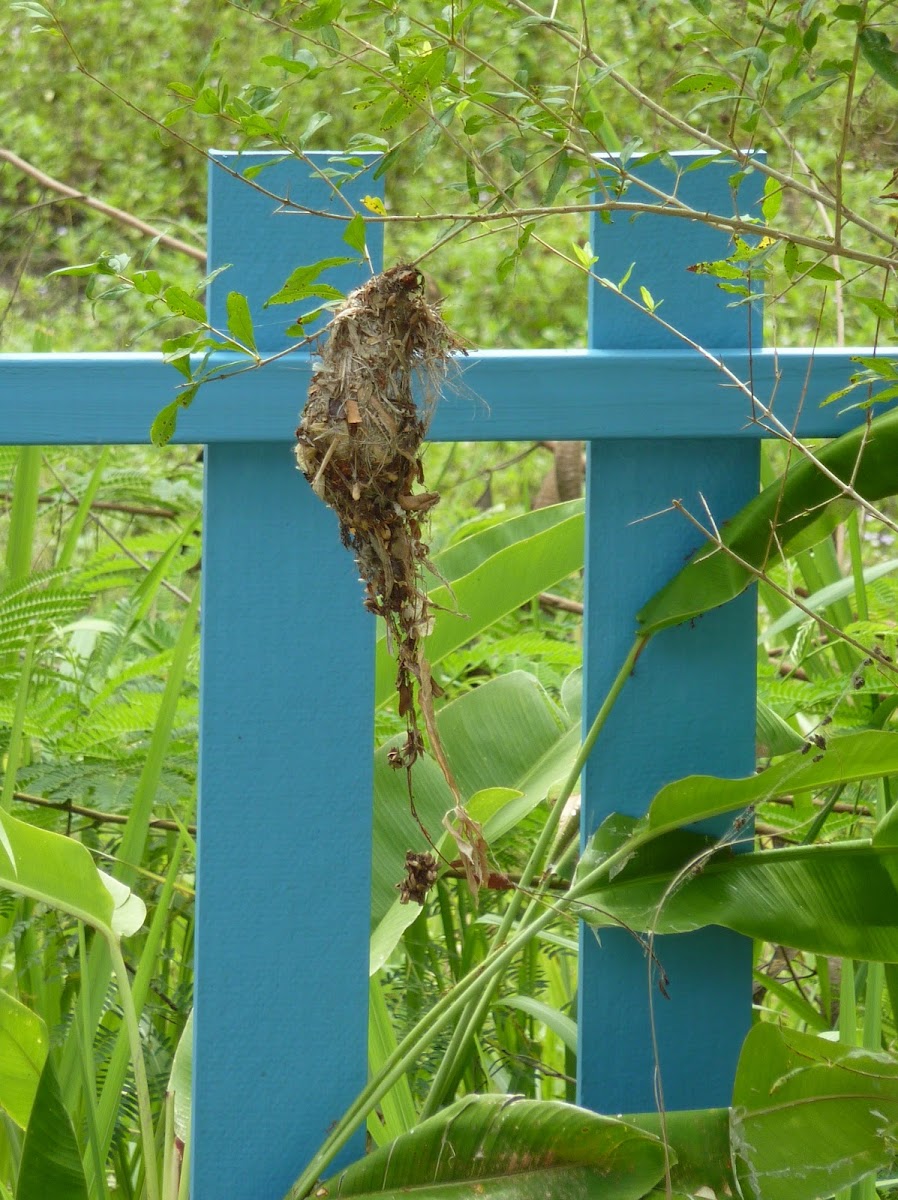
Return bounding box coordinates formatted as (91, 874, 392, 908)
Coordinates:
(579, 157, 760, 1113)
(0, 346, 890, 443)
(194, 154, 382, 1198)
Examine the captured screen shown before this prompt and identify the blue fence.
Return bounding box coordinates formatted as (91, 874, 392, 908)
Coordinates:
(0, 150, 882, 1198)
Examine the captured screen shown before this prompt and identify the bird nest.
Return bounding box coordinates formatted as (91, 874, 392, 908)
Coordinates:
(296, 265, 488, 901)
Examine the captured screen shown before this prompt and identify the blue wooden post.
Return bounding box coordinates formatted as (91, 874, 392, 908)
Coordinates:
(579, 156, 760, 1112)
(193, 154, 383, 1198)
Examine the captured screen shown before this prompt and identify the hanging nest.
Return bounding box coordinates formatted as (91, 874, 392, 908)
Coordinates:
(295, 264, 488, 902)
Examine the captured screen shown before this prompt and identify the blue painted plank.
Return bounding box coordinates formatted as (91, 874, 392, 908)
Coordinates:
(0, 346, 892, 443)
(193, 156, 381, 1198)
(579, 154, 759, 1114)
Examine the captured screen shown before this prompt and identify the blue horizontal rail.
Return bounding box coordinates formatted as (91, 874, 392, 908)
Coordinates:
(0, 346, 890, 443)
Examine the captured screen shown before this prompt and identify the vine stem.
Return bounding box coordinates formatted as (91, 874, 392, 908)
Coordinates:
(286, 635, 649, 1197)
(419, 633, 647, 1115)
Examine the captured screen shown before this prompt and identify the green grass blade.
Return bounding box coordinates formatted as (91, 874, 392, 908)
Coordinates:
(58, 448, 109, 572)
(367, 975, 417, 1147)
(5, 450, 41, 586)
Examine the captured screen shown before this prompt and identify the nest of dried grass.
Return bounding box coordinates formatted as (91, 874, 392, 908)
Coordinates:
(296, 265, 484, 901)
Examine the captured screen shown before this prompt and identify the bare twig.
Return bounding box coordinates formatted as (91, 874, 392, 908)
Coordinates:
(11, 789, 195, 834)
(0, 148, 206, 263)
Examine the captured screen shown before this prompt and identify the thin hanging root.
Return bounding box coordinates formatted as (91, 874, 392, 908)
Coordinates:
(295, 264, 488, 904)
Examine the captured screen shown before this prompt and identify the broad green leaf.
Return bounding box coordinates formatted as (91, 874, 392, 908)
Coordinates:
(755, 698, 805, 756)
(293, 0, 341, 31)
(576, 813, 898, 961)
(542, 151, 570, 206)
(0, 809, 115, 931)
(637, 406, 898, 634)
(648, 730, 898, 833)
(670, 72, 733, 94)
(98, 870, 146, 937)
(320, 1095, 667, 1199)
(732, 1023, 898, 1200)
(151, 400, 180, 447)
(375, 502, 584, 707)
(15, 1058, 88, 1200)
(761, 176, 782, 221)
(625, 1109, 734, 1199)
(224, 291, 256, 352)
(0, 991, 48, 1129)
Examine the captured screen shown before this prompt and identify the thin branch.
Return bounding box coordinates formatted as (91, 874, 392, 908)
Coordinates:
(0, 148, 206, 264)
(11, 789, 195, 835)
(0, 492, 178, 520)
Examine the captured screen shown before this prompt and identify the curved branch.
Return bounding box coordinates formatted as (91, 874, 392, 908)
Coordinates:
(0, 147, 206, 263)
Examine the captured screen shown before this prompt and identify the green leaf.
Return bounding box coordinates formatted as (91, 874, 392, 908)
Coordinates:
(15, 1058, 88, 1200)
(151, 401, 180, 448)
(319, 1095, 667, 1199)
(670, 72, 732, 94)
(47, 260, 113, 279)
(343, 213, 366, 253)
(264, 256, 354, 307)
(10, 2, 53, 19)
(732, 1024, 898, 1200)
(761, 176, 782, 221)
(169, 1009, 192, 1144)
(542, 151, 570, 206)
(637, 405, 898, 634)
(576, 813, 898, 962)
(293, 0, 341, 31)
(0, 991, 48, 1129)
(783, 77, 840, 119)
(647, 730, 898, 833)
(375, 501, 584, 707)
(162, 286, 206, 323)
(806, 261, 844, 281)
(224, 292, 256, 352)
(192, 86, 221, 115)
(367, 978, 416, 1147)
(859, 27, 898, 90)
(0, 809, 115, 930)
(625, 1109, 734, 1199)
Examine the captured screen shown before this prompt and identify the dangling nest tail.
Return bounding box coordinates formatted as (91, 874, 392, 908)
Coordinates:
(295, 265, 488, 901)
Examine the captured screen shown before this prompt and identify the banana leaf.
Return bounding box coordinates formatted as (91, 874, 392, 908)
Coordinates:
(317, 1095, 667, 1200)
(575, 813, 898, 962)
(638, 406, 898, 634)
(731, 1023, 898, 1200)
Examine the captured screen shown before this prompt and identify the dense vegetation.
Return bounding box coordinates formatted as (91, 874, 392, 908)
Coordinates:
(2, 1, 898, 1198)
